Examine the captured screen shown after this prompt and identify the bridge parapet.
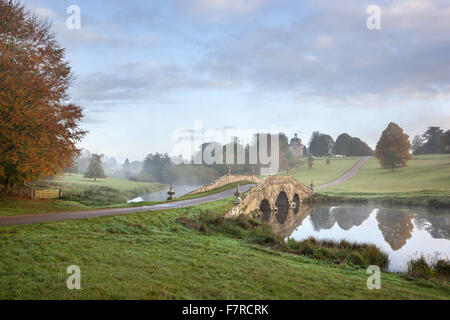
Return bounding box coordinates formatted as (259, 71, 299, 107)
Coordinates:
(187, 174, 261, 195)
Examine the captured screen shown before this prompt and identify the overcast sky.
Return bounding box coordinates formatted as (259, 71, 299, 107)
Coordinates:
(22, 0, 450, 162)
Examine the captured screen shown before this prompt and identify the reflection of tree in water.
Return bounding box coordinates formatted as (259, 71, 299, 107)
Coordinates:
(414, 215, 450, 240)
(310, 207, 336, 231)
(332, 207, 373, 231)
(376, 209, 414, 251)
(310, 207, 373, 231)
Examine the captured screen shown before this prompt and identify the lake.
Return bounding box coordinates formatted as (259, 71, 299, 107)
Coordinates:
(128, 184, 201, 202)
(276, 205, 449, 272)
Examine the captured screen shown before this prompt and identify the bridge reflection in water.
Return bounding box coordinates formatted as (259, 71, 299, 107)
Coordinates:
(262, 204, 450, 272)
(258, 192, 313, 239)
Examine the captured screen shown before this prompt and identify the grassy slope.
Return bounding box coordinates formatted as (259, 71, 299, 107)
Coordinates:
(0, 197, 89, 217)
(0, 199, 448, 299)
(321, 154, 450, 197)
(0, 174, 167, 216)
(288, 157, 360, 186)
(42, 173, 166, 192)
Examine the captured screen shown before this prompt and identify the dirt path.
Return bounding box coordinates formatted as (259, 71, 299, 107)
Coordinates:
(315, 156, 372, 190)
(0, 157, 371, 227)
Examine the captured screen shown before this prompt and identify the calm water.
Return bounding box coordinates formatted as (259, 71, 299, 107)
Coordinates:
(128, 184, 200, 203)
(279, 206, 449, 272)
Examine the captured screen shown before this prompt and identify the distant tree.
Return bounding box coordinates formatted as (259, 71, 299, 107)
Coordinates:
(84, 154, 106, 181)
(123, 159, 131, 179)
(349, 137, 373, 156)
(421, 127, 444, 154)
(0, 0, 86, 191)
(64, 160, 79, 176)
(75, 150, 92, 174)
(307, 153, 314, 169)
(333, 133, 373, 156)
(278, 132, 290, 170)
(443, 130, 450, 154)
(375, 123, 412, 171)
(102, 156, 119, 175)
(411, 135, 425, 155)
(333, 133, 352, 156)
(142, 153, 172, 182)
(309, 132, 334, 157)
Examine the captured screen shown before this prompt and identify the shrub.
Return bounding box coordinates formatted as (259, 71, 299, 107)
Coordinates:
(285, 237, 389, 270)
(406, 256, 450, 281)
(360, 245, 389, 268)
(407, 257, 433, 279)
(176, 215, 199, 230)
(199, 224, 211, 235)
(346, 252, 364, 266)
(434, 259, 450, 276)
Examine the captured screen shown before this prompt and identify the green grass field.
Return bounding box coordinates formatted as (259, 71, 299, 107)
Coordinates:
(288, 157, 360, 186)
(37, 174, 166, 208)
(321, 154, 450, 197)
(0, 199, 448, 299)
(0, 174, 167, 216)
(0, 197, 89, 217)
(42, 173, 166, 192)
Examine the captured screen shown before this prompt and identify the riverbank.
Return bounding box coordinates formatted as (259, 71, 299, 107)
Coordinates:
(0, 198, 448, 299)
(310, 194, 450, 209)
(311, 154, 450, 209)
(33, 173, 167, 207)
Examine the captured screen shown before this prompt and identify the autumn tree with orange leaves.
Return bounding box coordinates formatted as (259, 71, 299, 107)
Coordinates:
(0, 0, 86, 192)
(375, 122, 412, 171)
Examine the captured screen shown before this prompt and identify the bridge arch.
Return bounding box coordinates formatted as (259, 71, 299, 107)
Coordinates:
(227, 175, 313, 217)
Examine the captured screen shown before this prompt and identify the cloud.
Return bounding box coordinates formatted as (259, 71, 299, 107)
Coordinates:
(195, 0, 450, 104)
(176, 0, 272, 20)
(23, 1, 157, 49)
(70, 61, 235, 103)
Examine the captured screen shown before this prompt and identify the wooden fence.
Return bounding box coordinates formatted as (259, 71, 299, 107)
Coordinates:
(0, 185, 62, 199)
(33, 189, 62, 199)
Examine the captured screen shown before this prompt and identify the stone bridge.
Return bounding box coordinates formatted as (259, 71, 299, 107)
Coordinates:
(227, 175, 313, 219)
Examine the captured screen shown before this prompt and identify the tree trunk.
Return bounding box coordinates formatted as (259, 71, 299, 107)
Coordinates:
(5, 178, 13, 194)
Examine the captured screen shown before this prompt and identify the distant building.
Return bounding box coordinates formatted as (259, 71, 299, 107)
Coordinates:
(289, 134, 304, 157)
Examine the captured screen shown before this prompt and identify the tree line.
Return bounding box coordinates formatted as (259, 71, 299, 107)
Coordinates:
(308, 132, 374, 157)
(411, 127, 450, 155)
